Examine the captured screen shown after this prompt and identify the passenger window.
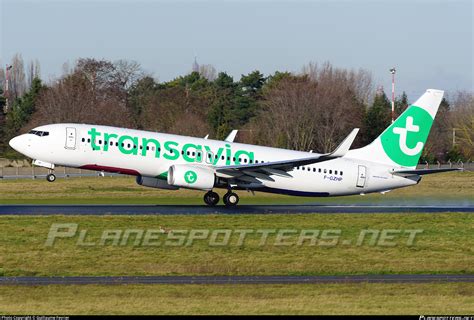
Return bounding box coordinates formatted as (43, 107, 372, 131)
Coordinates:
(335, 170, 338, 175)
(340, 171, 343, 176)
(82, 138, 85, 142)
(88, 139, 91, 143)
(329, 170, 332, 174)
(324, 169, 327, 173)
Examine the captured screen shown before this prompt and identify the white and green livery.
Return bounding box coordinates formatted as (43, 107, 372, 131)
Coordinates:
(9, 89, 458, 206)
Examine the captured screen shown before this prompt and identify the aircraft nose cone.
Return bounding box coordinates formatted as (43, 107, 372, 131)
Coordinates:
(9, 135, 26, 153)
(9, 136, 21, 151)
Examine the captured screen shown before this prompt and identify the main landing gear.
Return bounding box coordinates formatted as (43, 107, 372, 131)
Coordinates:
(203, 190, 240, 207)
(223, 191, 239, 207)
(203, 191, 220, 206)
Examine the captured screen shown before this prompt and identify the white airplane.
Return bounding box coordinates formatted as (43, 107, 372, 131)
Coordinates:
(9, 89, 459, 206)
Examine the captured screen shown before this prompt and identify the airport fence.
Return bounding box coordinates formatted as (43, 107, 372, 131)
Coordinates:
(0, 166, 122, 180)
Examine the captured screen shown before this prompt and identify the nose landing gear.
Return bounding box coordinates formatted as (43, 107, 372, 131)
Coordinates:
(46, 169, 56, 182)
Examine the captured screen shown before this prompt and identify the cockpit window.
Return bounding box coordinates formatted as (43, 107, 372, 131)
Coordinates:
(28, 130, 49, 137)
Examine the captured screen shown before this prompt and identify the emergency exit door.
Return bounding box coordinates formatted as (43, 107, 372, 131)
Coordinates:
(356, 165, 367, 188)
(65, 127, 76, 150)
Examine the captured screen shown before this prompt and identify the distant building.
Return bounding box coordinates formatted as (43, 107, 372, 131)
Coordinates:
(192, 56, 199, 73)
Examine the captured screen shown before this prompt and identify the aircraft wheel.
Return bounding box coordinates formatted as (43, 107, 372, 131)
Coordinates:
(46, 173, 56, 182)
(223, 192, 239, 207)
(204, 191, 220, 206)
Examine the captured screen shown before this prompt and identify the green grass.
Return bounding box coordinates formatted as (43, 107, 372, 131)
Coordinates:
(1, 283, 473, 314)
(0, 171, 472, 204)
(0, 172, 472, 315)
(0, 213, 472, 277)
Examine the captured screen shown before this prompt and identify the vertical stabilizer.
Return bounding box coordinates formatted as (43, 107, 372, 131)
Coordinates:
(347, 89, 444, 168)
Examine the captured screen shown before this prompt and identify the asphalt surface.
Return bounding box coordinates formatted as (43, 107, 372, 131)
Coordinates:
(0, 204, 472, 215)
(1, 274, 472, 285)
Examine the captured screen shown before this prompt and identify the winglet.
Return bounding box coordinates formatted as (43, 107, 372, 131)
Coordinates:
(224, 130, 238, 142)
(329, 128, 359, 157)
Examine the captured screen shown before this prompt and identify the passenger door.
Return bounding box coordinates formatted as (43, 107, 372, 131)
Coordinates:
(65, 127, 76, 150)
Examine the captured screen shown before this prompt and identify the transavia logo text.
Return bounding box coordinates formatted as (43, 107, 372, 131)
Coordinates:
(86, 128, 254, 165)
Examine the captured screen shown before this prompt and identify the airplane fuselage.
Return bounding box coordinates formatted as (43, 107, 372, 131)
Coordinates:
(10, 123, 418, 197)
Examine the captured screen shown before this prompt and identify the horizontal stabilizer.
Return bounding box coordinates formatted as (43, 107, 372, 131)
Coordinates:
(392, 168, 462, 176)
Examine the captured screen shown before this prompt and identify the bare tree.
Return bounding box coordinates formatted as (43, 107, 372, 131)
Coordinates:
(31, 63, 133, 128)
(252, 62, 369, 153)
(199, 64, 217, 81)
(113, 59, 144, 89)
(0, 67, 5, 91)
(451, 91, 474, 158)
(10, 53, 27, 99)
(27, 59, 41, 88)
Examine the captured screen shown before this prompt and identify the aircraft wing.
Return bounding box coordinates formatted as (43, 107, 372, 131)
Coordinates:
(392, 168, 463, 177)
(215, 129, 359, 183)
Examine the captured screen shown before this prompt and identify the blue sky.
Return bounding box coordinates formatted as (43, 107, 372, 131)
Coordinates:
(1, 0, 472, 100)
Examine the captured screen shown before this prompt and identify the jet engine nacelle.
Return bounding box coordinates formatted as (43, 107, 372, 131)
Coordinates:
(167, 165, 216, 190)
(136, 176, 179, 190)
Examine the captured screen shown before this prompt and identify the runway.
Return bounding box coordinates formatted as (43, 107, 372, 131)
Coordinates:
(1, 274, 472, 285)
(0, 204, 472, 215)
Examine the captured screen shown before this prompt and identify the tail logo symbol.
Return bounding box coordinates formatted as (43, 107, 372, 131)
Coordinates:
(381, 106, 433, 167)
(392, 116, 424, 156)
